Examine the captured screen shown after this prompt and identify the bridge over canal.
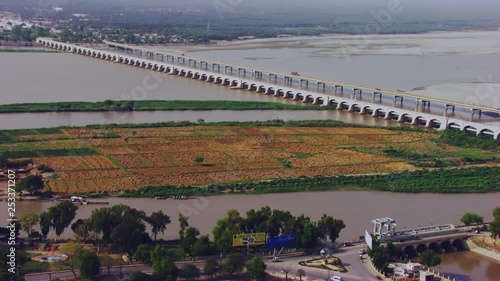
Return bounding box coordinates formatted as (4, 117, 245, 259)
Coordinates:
(37, 38, 500, 139)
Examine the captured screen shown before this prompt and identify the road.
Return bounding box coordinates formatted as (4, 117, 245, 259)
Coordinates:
(265, 244, 380, 281)
(26, 245, 379, 281)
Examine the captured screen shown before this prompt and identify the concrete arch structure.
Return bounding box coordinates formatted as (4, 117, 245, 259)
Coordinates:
(36, 38, 500, 140)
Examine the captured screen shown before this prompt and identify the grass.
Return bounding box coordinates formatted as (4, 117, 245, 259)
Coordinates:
(0, 148, 98, 158)
(0, 100, 326, 113)
(0, 48, 58, 53)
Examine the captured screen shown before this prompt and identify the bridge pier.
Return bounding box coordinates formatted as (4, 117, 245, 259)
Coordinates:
(445, 104, 455, 115)
(253, 71, 263, 78)
(177, 57, 185, 64)
(284, 76, 293, 84)
(225, 66, 233, 73)
(269, 73, 278, 82)
(238, 68, 246, 76)
(188, 59, 196, 66)
(470, 108, 482, 120)
(372, 91, 382, 102)
(394, 95, 403, 105)
(300, 79, 309, 88)
(200, 61, 208, 69)
(334, 85, 344, 95)
(212, 63, 221, 71)
(352, 88, 362, 100)
(317, 82, 326, 91)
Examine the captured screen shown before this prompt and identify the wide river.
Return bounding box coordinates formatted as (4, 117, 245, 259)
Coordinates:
(1, 34, 499, 280)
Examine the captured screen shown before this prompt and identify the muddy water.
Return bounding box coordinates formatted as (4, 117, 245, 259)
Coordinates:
(0, 109, 401, 130)
(438, 251, 500, 281)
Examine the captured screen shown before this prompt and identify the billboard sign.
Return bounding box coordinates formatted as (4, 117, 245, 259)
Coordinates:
(266, 234, 297, 249)
(232, 232, 266, 247)
(365, 230, 373, 249)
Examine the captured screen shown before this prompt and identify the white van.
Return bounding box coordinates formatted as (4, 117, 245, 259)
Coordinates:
(330, 276, 343, 281)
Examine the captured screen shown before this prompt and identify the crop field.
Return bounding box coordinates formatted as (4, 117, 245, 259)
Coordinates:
(1, 125, 498, 195)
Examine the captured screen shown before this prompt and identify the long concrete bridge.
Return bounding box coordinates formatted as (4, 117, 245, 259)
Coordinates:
(37, 38, 500, 139)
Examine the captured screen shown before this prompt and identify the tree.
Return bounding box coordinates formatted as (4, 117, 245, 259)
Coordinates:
(146, 210, 171, 241)
(17, 175, 44, 194)
(71, 218, 92, 244)
(79, 250, 101, 280)
(296, 268, 306, 281)
(127, 271, 156, 281)
(191, 235, 211, 256)
(203, 258, 219, 280)
(493, 206, 500, 218)
(41, 201, 78, 241)
(420, 249, 441, 268)
(181, 226, 200, 255)
(460, 212, 484, 226)
(103, 99, 113, 109)
(180, 264, 201, 281)
(489, 216, 500, 239)
(213, 209, 242, 255)
(59, 242, 83, 279)
(194, 156, 204, 164)
(317, 214, 346, 243)
(39, 212, 51, 238)
(179, 213, 189, 240)
(247, 257, 267, 280)
(223, 253, 245, 276)
(100, 253, 113, 277)
(20, 212, 39, 243)
(135, 244, 152, 263)
(151, 245, 180, 281)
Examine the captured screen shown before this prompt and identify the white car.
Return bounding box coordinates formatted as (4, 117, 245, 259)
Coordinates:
(271, 257, 281, 262)
(358, 249, 366, 255)
(331, 276, 343, 281)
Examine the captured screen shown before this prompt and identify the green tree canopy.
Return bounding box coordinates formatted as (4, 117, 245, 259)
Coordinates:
(180, 264, 201, 281)
(127, 271, 156, 281)
(203, 258, 219, 280)
(246, 256, 267, 280)
(420, 249, 441, 267)
(17, 175, 44, 194)
(20, 212, 39, 243)
(41, 201, 78, 241)
(460, 212, 484, 225)
(317, 214, 346, 243)
(146, 210, 171, 241)
(79, 250, 101, 280)
(223, 253, 245, 276)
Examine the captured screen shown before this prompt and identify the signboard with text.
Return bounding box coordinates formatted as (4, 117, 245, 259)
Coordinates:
(266, 234, 297, 249)
(232, 232, 266, 247)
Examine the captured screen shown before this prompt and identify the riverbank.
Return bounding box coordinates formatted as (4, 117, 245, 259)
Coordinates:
(0, 100, 323, 113)
(0, 48, 57, 53)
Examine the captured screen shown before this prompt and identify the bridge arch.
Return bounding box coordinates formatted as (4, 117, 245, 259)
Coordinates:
(426, 119, 441, 128)
(441, 241, 454, 253)
(463, 125, 478, 134)
(283, 91, 294, 99)
(313, 97, 325, 105)
(337, 101, 348, 110)
(412, 116, 427, 126)
(452, 239, 465, 251)
(403, 246, 418, 258)
(429, 242, 441, 253)
(384, 110, 398, 120)
(293, 93, 304, 101)
(416, 244, 428, 253)
(478, 128, 495, 137)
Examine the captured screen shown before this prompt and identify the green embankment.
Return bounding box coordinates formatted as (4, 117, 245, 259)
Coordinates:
(0, 48, 57, 53)
(0, 100, 325, 113)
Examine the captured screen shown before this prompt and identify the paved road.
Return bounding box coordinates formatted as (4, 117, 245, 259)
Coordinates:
(265, 244, 380, 281)
(26, 245, 379, 281)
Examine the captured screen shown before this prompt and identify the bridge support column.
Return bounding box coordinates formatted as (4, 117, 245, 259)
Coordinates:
(373, 91, 382, 102)
(394, 95, 403, 106)
(420, 100, 430, 109)
(284, 76, 292, 84)
(445, 104, 455, 115)
(300, 79, 309, 88)
(317, 82, 326, 91)
(253, 71, 262, 78)
(212, 64, 220, 71)
(225, 66, 233, 73)
(238, 68, 246, 76)
(200, 61, 208, 69)
(269, 73, 277, 82)
(334, 85, 343, 95)
(352, 88, 362, 100)
(188, 59, 197, 66)
(470, 108, 482, 120)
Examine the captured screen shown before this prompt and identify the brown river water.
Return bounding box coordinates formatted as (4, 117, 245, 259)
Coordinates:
(0, 48, 499, 280)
